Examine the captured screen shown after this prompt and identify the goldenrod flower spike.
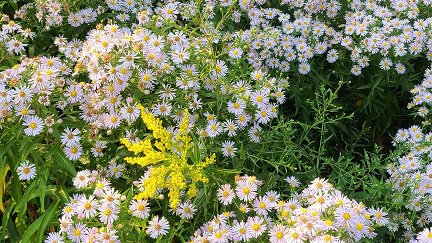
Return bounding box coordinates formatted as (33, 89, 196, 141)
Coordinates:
(120, 104, 214, 209)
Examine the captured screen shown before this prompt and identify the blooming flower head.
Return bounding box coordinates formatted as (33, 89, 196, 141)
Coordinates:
(146, 215, 170, 238)
(17, 161, 36, 181)
(236, 180, 257, 202)
(129, 199, 150, 219)
(217, 184, 235, 205)
(23, 116, 44, 136)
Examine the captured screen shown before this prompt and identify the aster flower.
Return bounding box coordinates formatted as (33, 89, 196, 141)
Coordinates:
(90, 140, 107, 157)
(73, 170, 91, 188)
(61, 127, 81, 147)
(64, 143, 83, 161)
(44, 232, 64, 243)
(146, 215, 170, 238)
(108, 163, 123, 178)
(221, 141, 237, 158)
(23, 115, 44, 136)
(99, 204, 119, 225)
(77, 195, 99, 219)
(129, 199, 150, 219)
(17, 161, 36, 181)
(236, 180, 257, 202)
(67, 223, 87, 243)
(269, 224, 289, 243)
(417, 227, 432, 242)
(217, 184, 235, 205)
(231, 221, 254, 241)
(178, 201, 196, 220)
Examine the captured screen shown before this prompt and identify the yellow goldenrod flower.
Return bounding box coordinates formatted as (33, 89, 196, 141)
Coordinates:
(121, 104, 215, 209)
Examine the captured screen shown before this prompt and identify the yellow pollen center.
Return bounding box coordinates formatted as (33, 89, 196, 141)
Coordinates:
(137, 204, 145, 211)
(29, 122, 37, 129)
(104, 209, 111, 216)
(253, 224, 260, 231)
(276, 232, 284, 239)
(343, 212, 351, 220)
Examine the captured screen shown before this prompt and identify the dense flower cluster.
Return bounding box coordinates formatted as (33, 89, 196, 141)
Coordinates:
(387, 66, 432, 241)
(3, 0, 432, 242)
(189, 176, 387, 243)
(3, 0, 432, 161)
(51, 167, 172, 243)
(52, 170, 388, 243)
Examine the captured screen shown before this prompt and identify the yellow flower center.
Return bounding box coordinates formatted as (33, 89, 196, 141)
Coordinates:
(29, 122, 37, 129)
(137, 204, 145, 211)
(375, 212, 382, 218)
(343, 212, 351, 220)
(252, 224, 260, 231)
(243, 188, 250, 194)
(104, 209, 111, 216)
(276, 232, 284, 239)
(154, 224, 161, 231)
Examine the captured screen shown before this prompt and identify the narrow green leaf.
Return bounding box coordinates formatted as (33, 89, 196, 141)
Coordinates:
(51, 147, 77, 176)
(1, 201, 14, 240)
(36, 200, 61, 243)
(14, 179, 38, 218)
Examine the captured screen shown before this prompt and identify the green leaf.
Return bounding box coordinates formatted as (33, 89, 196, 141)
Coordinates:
(36, 200, 61, 243)
(7, 0, 18, 10)
(50, 145, 77, 176)
(1, 201, 14, 240)
(0, 161, 8, 212)
(14, 179, 38, 218)
(21, 199, 57, 242)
